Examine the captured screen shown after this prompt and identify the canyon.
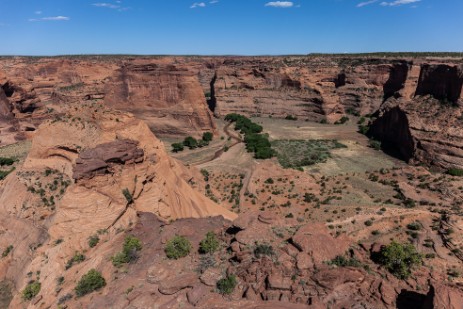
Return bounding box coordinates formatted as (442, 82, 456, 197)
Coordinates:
(0, 54, 463, 309)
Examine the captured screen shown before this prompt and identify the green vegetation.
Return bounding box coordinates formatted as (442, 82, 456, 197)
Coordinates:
(88, 235, 100, 248)
(22, 281, 41, 300)
(225, 113, 274, 159)
(199, 232, 220, 254)
(254, 243, 274, 258)
(75, 269, 106, 297)
(285, 115, 298, 121)
(183, 136, 198, 149)
(447, 168, 463, 177)
(165, 235, 191, 260)
(202, 132, 213, 142)
(358, 124, 369, 135)
(328, 255, 361, 267)
(368, 139, 382, 150)
(112, 235, 142, 267)
(0, 157, 16, 166)
(0, 168, 14, 180)
(272, 139, 347, 169)
(216, 275, 237, 295)
(334, 116, 349, 125)
(65, 252, 85, 270)
(122, 188, 133, 204)
(172, 133, 213, 153)
(406, 222, 421, 231)
(171, 142, 184, 153)
(1, 245, 13, 258)
(375, 241, 422, 279)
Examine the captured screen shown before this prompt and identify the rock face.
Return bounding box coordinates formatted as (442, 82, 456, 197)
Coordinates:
(73, 139, 144, 180)
(104, 64, 217, 136)
(369, 64, 463, 169)
(415, 64, 463, 103)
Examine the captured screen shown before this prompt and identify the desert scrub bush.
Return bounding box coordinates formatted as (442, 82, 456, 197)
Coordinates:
(75, 269, 106, 297)
(65, 252, 85, 270)
(112, 235, 142, 267)
(88, 235, 100, 248)
(364, 220, 373, 226)
(368, 139, 382, 150)
(374, 241, 422, 279)
(22, 281, 41, 300)
(285, 115, 298, 121)
(216, 275, 237, 295)
(254, 243, 275, 258)
(165, 235, 191, 259)
(197, 255, 216, 273)
(447, 168, 463, 177)
(2, 245, 13, 257)
(328, 255, 361, 267)
(272, 139, 346, 169)
(122, 188, 133, 204)
(406, 222, 422, 231)
(334, 116, 349, 124)
(199, 232, 220, 254)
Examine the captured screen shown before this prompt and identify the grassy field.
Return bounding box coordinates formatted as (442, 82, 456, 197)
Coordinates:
(272, 139, 347, 169)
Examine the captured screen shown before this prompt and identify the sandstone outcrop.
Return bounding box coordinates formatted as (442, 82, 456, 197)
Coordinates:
(369, 64, 463, 169)
(72, 139, 144, 180)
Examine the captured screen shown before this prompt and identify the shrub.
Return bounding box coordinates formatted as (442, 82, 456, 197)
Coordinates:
(447, 168, 463, 177)
(171, 143, 184, 153)
(199, 232, 220, 254)
(254, 243, 274, 258)
(202, 132, 213, 142)
(75, 269, 106, 297)
(358, 125, 369, 135)
(375, 241, 422, 279)
(328, 255, 361, 267)
(165, 235, 191, 259)
(216, 275, 237, 295)
(369, 139, 381, 150)
(2, 245, 13, 257)
(364, 220, 373, 226)
(22, 281, 41, 300)
(285, 115, 298, 121)
(406, 222, 421, 231)
(122, 188, 133, 204)
(264, 178, 274, 184)
(65, 252, 85, 270)
(112, 235, 142, 267)
(88, 235, 100, 248)
(335, 116, 349, 125)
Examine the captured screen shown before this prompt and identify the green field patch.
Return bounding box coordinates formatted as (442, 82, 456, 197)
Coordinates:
(272, 139, 347, 169)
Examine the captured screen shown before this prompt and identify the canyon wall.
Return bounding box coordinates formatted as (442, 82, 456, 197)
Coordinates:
(369, 64, 463, 169)
(1, 56, 463, 169)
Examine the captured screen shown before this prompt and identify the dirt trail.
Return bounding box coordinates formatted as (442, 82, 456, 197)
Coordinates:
(193, 122, 242, 166)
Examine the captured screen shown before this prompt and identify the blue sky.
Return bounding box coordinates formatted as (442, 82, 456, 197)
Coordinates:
(0, 0, 461, 55)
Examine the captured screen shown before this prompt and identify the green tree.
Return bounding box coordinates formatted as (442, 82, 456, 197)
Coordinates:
(202, 132, 213, 142)
(376, 241, 422, 279)
(171, 143, 184, 153)
(75, 269, 106, 297)
(183, 136, 198, 149)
